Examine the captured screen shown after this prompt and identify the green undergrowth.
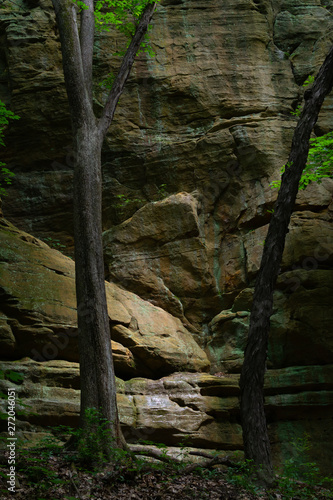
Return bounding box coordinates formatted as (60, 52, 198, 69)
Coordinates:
(1, 434, 332, 499)
(226, 457, 333, 499)
(1, 409, 332, 498)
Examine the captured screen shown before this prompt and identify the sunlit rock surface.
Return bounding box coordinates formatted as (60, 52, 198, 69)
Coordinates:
(1, 1, 332, 327)
(1, 359, 332, 473)
(0, 218, 209, 377)
(103, 192, 215, 324)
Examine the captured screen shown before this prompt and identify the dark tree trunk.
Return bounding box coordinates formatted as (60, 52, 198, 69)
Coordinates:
(73, 120, 126, 451)
(239, 44, 333, 485)
(51, 0, 158, 454)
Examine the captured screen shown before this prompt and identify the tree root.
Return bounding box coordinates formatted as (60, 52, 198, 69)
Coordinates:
(128, 444, 239, 472)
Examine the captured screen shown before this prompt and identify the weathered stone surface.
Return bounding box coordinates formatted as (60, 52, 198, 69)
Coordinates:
(105, 192, 200, 245)
(0, 0, 332, 475)
(243, 203, 333, 278)
(0, 359, 242, 449)
(273, 1, 332, 84)
(1, 359, 332, 474)
(207, 311, 249, 373)
(111, 322, 209, 377)
(0, 315, 16, 354)
(103, 192, 216, 322)
(0, 217, 209, 377)
(206, 268, 333, 373)
(269, 269, 333, 367)
(1, 0, 332, 328)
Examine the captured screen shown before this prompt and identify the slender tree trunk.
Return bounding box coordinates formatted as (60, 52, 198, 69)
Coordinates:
(239, 44, 333, 485)
(51, 0, 158, 455)
(73, 119, 126, 451)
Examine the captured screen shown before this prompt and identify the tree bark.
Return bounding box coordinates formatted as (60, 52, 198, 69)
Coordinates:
(52, 0, 92, 128)
(51, 0, 158, 455)
(80, 0, 95, 101)
(73, 120, 126, 451)
(239, 44, 333, 485)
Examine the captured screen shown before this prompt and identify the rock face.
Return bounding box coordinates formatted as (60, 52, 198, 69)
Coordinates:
(103, 192, 216, 324)
(0, 218, 210, 378)
(1, 358, 332, 473)
(0, 0, 333, 476)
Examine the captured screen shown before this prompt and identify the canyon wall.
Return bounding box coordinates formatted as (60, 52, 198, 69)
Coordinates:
(0, 0, 333, 473)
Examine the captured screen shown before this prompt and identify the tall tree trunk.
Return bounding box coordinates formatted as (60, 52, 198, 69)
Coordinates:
(51, 0, 158, 455)
(239, 44, 333, 485)
(73, 119, 126, 451)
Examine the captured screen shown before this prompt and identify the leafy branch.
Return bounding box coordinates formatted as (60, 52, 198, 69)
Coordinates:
(271, 133, 333, 190)
(92, 0, 158, 89)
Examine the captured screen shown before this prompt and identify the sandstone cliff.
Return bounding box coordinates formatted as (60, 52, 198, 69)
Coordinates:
(0, 0, 333, 474)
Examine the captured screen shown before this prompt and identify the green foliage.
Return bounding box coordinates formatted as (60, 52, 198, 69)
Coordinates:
(74, 0, 89, 10)
(0, 369, 24, 383)
(226, 459, 262, 495)
(0, 100, 19, 145)
(0, 369, 34, 422)
(138, 439, 167, 448)
(270, 161, 292, 189)
(290, 103, 302, 117)
(0, 166, 15, 195)
(36, 432, 65, 455)
(223, 436, 333, 498)
(289, 75, 315, 118)
(99, 72, 116, 90)
(275, 435, 333, 499)
(0, 100, 19, 197)
(303, 74, 315, 87)
(283, 435, 316, 482)
(157, 183, 168, 198)
(51, 407, 115, 467)
(0, 369, 24, 420)
(114, 184, 168, 214)
(42, 236, 66, 250)
(2, 428, 333, 498)
(94, 0, 157, 34)
(91, 0, 160, 88)
(16, 447, 66, 492)
(114, 192, 145, 209)
(49, 419, 154, 480)
(271, 131, 333, 191)
(300, 131, 333, 188)
(77, 407, 114, 465)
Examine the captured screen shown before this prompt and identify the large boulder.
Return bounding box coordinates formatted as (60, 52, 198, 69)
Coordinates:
(0, 217, 209, 378)
(103, 192, 217, 324)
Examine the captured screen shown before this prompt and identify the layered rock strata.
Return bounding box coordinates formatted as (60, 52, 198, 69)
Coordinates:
(1, 1, 332, 326)
(0, 0, 332, 476)
(0, 218, 332, 474)
(0, 217, 209, 377)
(1, 358, 332, 473)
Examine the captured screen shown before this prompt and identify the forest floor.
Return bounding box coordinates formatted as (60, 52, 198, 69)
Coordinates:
(1, 444, 333, 500)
